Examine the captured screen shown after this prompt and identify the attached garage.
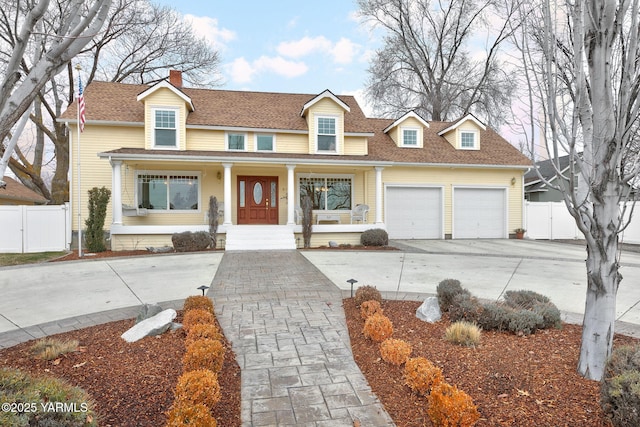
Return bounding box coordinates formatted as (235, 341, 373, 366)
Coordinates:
(453, 187, 507, 238)
(385, 186, 443, 239)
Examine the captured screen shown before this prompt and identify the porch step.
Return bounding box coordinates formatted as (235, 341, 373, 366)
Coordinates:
(224, 225, 297, 251)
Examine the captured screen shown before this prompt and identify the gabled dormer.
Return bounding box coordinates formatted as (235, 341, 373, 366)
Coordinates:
(383, 111, 430, 148)
(438, 114, 486, 151)
(301, 90, 350, 155)
(137, 73, 194, 151)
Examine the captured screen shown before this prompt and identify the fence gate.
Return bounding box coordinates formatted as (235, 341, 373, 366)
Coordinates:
(0, 203, 70, 253)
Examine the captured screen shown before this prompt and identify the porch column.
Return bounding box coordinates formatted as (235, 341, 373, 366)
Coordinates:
(375, 166, 384, 225)
(222, 163, 233, 225)
(111, 159, 123, 225)
(286, 164, 296, 225)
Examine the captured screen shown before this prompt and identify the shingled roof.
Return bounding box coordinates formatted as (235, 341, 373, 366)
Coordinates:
(0, 176, 48, 204)
(60, 80, 531, 167)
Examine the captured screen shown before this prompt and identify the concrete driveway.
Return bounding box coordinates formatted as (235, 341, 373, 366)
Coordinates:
(302, 239, 640, 330)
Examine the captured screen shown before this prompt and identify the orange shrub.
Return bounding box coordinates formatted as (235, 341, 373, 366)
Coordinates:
(175, 369, 221, 409)
(166, 401, 217, 427)
(185, 323, 223, 347)
(379, 338, 412, 365)
(182, 309, 215, 334)
(183, 295, 214, 314)
(363, 313, 393, 342)
(354, 285, 382, 307)
(183, 339, 226, 373)
(360, 300, 384, 319)
(427, 381, 480, 427)
(403, 357, 444, 395)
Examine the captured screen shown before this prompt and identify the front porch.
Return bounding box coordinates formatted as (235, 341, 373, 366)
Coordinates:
(106, 158, 388, 250)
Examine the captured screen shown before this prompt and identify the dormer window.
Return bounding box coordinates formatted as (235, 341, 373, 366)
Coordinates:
(153, 108, 178, 148)
(460, 131, 477, 149)
(402, 128, 419, 146)
(317, 116, 337, 152)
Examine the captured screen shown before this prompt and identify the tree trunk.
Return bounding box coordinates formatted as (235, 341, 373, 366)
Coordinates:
(50, 124, 69, 203)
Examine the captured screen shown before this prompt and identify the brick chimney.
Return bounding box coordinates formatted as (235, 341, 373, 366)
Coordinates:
(169, 70, 183, 88)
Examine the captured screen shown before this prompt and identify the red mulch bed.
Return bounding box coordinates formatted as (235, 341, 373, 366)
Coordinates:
(344, 298, 638, 427)
(0, 312, 240, 427)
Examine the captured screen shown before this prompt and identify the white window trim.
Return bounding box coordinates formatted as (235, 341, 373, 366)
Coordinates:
(400, 126, 420, 147)
(226, 132, 248, 151)
(297, 173, 354, 211)
(315, 115, 339, 154)
(459, 130, 479, 150)
(135, 170, 202, 213)
(151, 107, 180, 150)
(254, 133, 276, 152)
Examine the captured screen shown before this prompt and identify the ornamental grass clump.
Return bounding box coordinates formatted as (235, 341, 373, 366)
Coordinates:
(427, 381, 480, 427)
(175, 369, 221, 409)
(354, 285, 382, 307)
(360, 300, 384, 319)
(363, 313, 394, 342)
(183, 338, 226, 373)
(403, 357, 444, 396)
(182, 308, 215, 334)
(380, 338, 412, 365)
(30, 338, 79, 360)
(166, 402, 217, 427)
(183, 295, 214, 314)
(185, 323, 223, 347)
(445, 321, 481, 347)
(600, 344, 640, 427)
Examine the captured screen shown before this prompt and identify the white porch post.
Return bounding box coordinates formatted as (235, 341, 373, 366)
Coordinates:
(111, 159, 123, 225)
(286, 164, 296, 225)
(222, 163, 233, 225)
(375, 166, 384, 225)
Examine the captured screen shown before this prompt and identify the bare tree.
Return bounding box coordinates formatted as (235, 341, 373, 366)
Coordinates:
(0, 0, 112, 189)
(358, 0, 518, 125)
(517, 0, 640, 380)
(0, 0, 221, 201)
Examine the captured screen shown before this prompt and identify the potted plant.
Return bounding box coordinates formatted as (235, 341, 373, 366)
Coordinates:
(514, 228, 526, 239)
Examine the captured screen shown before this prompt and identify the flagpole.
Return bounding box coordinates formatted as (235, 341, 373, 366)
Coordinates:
(76, 64, 83, 258)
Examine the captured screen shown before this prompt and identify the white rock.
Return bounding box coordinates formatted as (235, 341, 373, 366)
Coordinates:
(121, 309, 177, 343)
(416, 297, 442, 323)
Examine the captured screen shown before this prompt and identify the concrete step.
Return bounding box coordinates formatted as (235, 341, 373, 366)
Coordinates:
(225, 225, 296, 251)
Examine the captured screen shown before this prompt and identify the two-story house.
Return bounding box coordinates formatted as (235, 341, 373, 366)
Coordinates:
(59, 71, 531, 250)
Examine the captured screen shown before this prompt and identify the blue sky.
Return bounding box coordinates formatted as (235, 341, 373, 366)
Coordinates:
(154, 0, 378, 107)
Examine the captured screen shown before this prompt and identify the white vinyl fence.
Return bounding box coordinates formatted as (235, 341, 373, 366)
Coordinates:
(0, 203, 71, 253)
(525, 201, 640, 244)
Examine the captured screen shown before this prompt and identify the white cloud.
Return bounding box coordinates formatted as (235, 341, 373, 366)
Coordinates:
(228, 57, 255, 84)
(332, 38, 359, 64)
(277, 36, 332, 58)
(184, 15, 236, 50)
(227, 56, 308, 84)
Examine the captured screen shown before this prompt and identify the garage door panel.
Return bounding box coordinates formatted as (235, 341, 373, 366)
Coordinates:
(386, 187, 442, 239)
(454, 188, 506, 239)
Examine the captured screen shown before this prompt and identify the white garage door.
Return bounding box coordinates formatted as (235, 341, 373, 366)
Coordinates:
(386, 187, 442, 239)
(454, 188, 506, 238)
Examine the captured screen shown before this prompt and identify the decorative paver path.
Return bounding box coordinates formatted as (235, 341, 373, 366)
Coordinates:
(209, 250, 394, 426)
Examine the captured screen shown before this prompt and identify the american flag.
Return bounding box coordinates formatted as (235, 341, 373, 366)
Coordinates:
(78, 76, 86, 132)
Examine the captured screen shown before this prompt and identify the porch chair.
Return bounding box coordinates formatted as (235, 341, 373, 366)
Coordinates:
(217, 202, 224, 219)
(350, 204, 369, 224)
(294, 206, 303, 224)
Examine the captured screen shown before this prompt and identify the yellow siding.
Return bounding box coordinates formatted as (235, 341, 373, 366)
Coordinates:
(344, 136, 368, 155)
(187, 129, 225, 151)
(274, 133, 308, 153)
(443, 120, 483, 149)
(382, 167, 523, 235)
(307, 98, 344, 154)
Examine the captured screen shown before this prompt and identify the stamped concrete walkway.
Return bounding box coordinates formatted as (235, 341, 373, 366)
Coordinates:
(208, 250, 394, 427)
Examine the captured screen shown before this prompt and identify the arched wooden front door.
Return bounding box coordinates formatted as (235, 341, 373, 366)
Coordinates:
(237, 176, 279, 224)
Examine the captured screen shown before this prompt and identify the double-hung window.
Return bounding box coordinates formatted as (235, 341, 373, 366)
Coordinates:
(154, 109, 178, 148)
(227, 133, 246, 151)
(317, 117, 337, 152)
(460, 131, 476, 149)
(137, 173, 199, 211)
(299, 176, 352, 211)
(402, 128, 418, 146)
